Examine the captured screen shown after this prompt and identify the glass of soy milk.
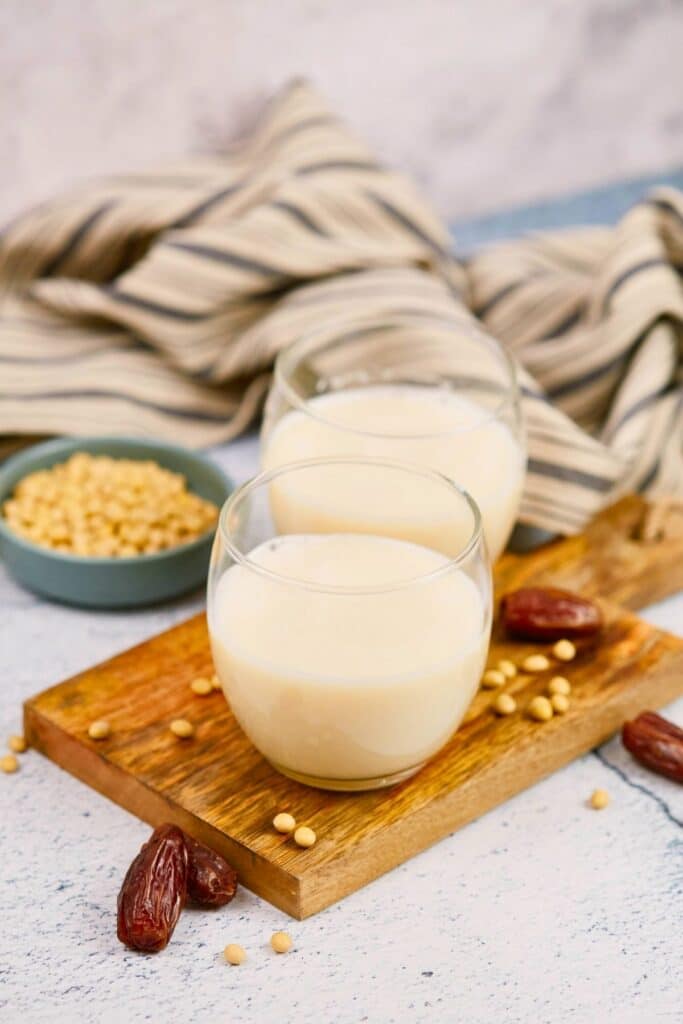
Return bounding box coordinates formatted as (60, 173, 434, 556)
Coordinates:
(262, 317, 525, 561)
(207, 458, 491, 791)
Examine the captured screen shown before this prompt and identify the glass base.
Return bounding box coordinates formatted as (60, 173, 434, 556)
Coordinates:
(268, 760, 426, 792)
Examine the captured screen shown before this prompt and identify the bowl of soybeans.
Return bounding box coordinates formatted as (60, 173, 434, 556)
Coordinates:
(0, 437, 233, 607)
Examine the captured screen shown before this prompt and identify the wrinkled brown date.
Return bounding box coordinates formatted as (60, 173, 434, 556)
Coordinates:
(117, 824, 188, 953)
(500, 587, 603, 640)
(185, 832, 238, 908)
(622, 711, 683, 784)
(117, 824, 239, 952)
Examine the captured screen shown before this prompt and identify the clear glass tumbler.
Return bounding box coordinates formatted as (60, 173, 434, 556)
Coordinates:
(262, 316, 525, 561)
(207, 457, 492, 791)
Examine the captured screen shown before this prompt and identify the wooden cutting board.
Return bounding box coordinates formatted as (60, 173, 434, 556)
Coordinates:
(24, 496, 683, 919)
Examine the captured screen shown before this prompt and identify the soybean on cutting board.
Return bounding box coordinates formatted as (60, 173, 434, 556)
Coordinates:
(24, 496, 683, 919)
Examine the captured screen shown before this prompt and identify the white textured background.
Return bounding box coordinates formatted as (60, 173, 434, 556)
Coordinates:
(1, 0, 682, 224)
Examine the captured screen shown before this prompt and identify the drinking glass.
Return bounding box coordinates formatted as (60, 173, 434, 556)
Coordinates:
(207, 457, 491, 791)
(262, 317, 525, 560)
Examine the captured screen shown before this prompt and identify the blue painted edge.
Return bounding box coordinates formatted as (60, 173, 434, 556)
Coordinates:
(449, 167, 683, 254)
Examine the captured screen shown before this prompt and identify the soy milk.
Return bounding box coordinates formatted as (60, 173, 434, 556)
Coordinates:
(263, 385, 524, 560)
(209, 533, 489, 787)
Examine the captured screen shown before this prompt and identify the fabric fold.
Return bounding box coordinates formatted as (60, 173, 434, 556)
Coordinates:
(0, 80, 681, 535)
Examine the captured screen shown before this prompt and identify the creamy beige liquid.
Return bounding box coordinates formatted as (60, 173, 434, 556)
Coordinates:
(209, 533, 489, 786)
(263, 385, 525, 560)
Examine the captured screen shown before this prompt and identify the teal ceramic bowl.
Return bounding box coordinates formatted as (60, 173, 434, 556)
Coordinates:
(0, 437, 233, 608)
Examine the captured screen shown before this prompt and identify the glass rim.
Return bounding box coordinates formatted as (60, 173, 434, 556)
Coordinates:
(218, 456, 484, 595)
(273, 316, 520, 440)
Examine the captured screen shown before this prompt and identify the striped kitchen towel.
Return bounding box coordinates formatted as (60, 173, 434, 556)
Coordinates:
(0, 81, 681, 535)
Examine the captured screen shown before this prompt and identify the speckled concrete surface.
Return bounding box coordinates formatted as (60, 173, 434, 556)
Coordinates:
(1, 431, 682, 1024)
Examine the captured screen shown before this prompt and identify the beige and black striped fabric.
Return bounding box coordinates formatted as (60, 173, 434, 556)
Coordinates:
(1, 81, 681, 535)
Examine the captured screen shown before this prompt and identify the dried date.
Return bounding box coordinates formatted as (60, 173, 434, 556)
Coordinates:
(500, 587, 603, 640)
(185, 832, 238, 908)
(622, 711, 683, 784)
(117, 824, 188, 953)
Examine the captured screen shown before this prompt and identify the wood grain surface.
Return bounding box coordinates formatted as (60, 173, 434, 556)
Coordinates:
(24, 496, 683, 918)
(496, 495, 683, 609)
